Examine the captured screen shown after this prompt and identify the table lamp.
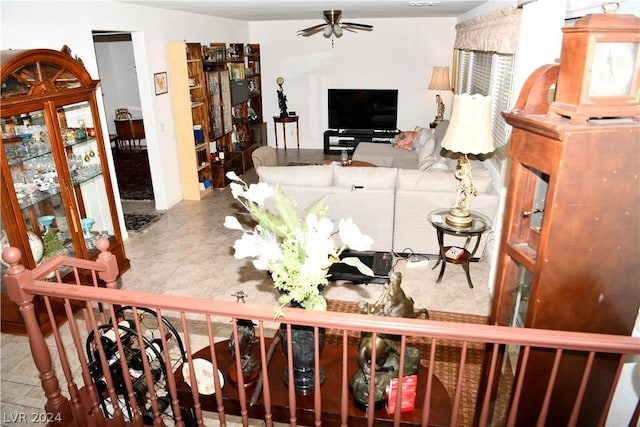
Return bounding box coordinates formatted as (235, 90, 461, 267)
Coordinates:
(441, 93, 495, 227)
(427, 66, 451, 126)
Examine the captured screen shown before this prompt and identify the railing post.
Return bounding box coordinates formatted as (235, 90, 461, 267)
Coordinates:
(94, 238, 119, 289)
(2, 247, 74, 425)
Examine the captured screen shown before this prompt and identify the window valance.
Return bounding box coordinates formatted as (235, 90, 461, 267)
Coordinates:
(454, 6, 522, 54)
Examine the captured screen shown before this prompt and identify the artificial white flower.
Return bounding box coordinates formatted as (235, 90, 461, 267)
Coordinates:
(229, 182, 245, 201)
(226, 171, 240, 181)
(244, 182, 273, 206)
(223, 216, 244, 230)
(224, 175, 374, 316)
(232, 233, 262, 259)
(338, 218, 374, 251)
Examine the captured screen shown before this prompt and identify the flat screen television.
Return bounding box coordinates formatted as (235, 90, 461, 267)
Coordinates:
(328, 89, 398, 131)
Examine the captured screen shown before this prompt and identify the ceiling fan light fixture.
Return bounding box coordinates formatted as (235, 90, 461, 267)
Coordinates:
(324, 10, 342, 24)
(298, 10, 372, 45)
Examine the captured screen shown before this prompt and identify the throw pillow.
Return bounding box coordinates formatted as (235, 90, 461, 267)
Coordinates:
(392, 131, 418, 150)
(432, 120, 449, 160)
(418, 145, 438, 171)
(425, 157, 450, 172)
(412, 126, 434, 152)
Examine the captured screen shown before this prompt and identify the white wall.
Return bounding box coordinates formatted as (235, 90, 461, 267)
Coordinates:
(1, 2, 457, 209)
(250, 17, 457, 149)
(1, 1, 249, 214)
(94, 39, 143, 135)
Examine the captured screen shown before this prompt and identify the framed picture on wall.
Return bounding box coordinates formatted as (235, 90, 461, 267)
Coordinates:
(154, 72, 168, 95)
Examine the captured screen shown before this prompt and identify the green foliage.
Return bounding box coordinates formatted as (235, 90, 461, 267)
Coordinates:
(42, 229, 64, 259)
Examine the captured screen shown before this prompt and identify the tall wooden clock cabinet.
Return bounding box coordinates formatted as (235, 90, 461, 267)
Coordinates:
(481, 11, 639, 425)
(1, 47, 130, 335)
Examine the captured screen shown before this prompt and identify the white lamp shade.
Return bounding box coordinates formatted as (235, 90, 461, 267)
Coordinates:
(428, 66, 451, 91)
(441, 94, 495, 155)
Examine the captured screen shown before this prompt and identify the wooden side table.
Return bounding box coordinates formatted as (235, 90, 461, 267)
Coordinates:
(428, 208, 491, 288)
(175, 338, 451, 426)
(273, 115, 299, 150)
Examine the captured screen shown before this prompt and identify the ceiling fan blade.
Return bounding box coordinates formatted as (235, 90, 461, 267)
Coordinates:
(341, 22, 374, 31)
(298, 25, 329, 37)
(297, 23, 327, 34)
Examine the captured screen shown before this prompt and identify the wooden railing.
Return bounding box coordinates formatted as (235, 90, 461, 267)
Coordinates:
(3, 240, 639, 427)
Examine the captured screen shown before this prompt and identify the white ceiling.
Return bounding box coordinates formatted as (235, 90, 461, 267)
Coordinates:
(115, 0, 500, 21)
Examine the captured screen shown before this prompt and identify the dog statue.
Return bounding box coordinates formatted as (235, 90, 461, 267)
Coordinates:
(359, 271, 429, 319)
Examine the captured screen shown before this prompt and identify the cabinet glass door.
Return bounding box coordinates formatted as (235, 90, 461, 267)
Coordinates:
(509, 163, 550, 261)
(57, 101, 115, 253)
(2, 108, 77, 264)
(208, 71, 223, 138)
(220, 70, 232, 134)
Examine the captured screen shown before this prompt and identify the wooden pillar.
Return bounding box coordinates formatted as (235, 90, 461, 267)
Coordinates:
(3, 247, 74, 425)
(95, 238, 119, 289)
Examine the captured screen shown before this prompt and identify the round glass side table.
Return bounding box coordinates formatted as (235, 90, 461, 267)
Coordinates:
(428, 208, 491, 288)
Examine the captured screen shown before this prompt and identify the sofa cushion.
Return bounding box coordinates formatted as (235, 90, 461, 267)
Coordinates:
(257, 165, 334, 186)
(420, 157, 450, 172)
(391, 149, 420, 169)
(326, 187, 396, 252)
(352, 143, 399, 167)
(396, 166, 493, 193)
(432, 120, 449, 160)
(413, 126, 434, 153)
(417, 134, 438, 170)
(334, 166, 398, 189)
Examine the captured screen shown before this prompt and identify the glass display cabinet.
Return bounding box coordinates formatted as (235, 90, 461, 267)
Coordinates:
(1, 47, 129, 335)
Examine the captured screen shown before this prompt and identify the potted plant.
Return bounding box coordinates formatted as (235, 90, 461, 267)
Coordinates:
(223, 171, 374, 392)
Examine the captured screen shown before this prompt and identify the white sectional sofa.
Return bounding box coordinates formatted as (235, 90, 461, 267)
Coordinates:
(256, 121, 500, 255)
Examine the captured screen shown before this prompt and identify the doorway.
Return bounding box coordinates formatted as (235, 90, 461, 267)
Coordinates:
(92, 31, 154, 203)
(93, 31, 159, 232)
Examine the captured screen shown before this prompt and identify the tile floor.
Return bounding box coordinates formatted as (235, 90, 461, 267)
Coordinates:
(0, 148, 494, 426)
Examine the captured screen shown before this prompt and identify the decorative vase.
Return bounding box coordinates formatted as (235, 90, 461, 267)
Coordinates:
(37, 215, 55, 233)
(1, 230, 44, 267)
(279, 322, 326, 394)
(80, 217, 95, 239)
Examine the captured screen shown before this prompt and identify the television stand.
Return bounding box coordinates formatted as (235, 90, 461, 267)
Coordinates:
(323, 129, 398, 155)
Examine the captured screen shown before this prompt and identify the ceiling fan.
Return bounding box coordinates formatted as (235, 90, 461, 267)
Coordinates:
(297, 10, 373, 44)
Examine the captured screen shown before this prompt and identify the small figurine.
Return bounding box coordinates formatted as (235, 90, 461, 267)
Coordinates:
(228, 291, 260, 385)
(434, 94, 446, 124)
(276, 76, 289, 118)
(451, 155, 477, 216)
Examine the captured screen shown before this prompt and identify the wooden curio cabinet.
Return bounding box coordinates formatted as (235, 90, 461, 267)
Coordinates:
(1, 48, 130, 335)
(479, 65, 640, 425)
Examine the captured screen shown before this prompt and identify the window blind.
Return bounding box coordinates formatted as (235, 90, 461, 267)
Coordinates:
(455, 49, 515, 167)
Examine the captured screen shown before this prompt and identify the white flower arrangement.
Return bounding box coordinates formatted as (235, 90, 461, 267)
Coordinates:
(224, 171, 374, 317)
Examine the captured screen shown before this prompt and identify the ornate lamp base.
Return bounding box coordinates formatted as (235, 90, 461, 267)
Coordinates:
(446, 208, 472, 227)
